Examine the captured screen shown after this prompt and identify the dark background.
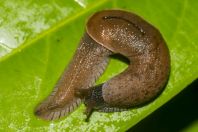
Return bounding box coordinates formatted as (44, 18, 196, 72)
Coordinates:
(128, 79, 198, 132)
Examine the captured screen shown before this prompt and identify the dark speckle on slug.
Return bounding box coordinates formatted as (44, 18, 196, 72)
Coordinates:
(35, 9, 170, 121)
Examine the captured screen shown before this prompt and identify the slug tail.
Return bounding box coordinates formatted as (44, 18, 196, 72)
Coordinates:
(35, 97, 81, 121)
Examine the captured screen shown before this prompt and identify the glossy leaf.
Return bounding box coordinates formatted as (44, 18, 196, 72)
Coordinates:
(0, 0, 197, 131)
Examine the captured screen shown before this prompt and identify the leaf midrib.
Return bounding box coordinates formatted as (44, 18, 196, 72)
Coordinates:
(0, 0, 109, 63)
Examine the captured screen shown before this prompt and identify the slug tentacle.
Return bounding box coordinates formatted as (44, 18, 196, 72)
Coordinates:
(84, 84, 127, 120)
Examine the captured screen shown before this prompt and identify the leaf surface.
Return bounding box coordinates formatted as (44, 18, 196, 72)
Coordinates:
(0, 0, 197, 131)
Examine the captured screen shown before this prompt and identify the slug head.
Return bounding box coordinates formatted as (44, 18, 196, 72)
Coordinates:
(83, 84, 106, 121)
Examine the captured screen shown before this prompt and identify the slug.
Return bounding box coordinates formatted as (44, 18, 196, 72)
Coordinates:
(35, 10, 170, 121)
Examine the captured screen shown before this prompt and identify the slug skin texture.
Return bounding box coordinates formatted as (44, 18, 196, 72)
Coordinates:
(35, 10, 170, 121)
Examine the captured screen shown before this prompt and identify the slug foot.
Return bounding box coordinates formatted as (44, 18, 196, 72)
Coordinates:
(97, 106, 128, 113)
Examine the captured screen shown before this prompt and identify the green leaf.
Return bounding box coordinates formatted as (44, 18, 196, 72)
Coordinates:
(0, 0, 197, 131)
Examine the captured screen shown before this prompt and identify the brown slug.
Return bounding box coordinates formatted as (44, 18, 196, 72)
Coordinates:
(35, 10, 170, 121)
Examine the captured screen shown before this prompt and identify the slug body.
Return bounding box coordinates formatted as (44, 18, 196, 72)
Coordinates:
(35, 10, 170, 121)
